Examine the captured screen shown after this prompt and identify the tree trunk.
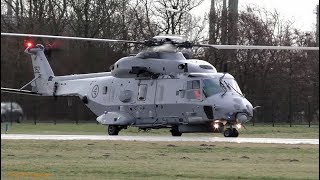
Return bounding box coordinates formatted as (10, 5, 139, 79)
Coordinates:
(227, 0, 238, 74)
(316, 5, 319, 46)
(209, 0, 216, 44)
(208, 0, 217, 65)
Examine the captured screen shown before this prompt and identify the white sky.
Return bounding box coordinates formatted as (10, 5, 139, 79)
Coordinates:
(192, 0, 319, 32)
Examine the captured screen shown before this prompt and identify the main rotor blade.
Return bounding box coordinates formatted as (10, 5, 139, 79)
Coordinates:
(1, 33, 143, 44)
(3, 33, 319, 50)
(197, 44, 319, 51)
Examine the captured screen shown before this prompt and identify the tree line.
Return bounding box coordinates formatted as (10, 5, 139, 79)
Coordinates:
(1, 0, 319, 124)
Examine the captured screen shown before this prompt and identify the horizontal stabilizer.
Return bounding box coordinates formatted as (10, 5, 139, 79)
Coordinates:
(1, 87, 40, 96)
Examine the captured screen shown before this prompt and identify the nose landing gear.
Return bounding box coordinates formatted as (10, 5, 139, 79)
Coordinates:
(223, 128, 239, 137)
(107, 125, 127, 135)
(108, 125, 120, 135)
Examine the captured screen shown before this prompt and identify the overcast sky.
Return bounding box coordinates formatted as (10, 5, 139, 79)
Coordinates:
(192, 0, 319, 32)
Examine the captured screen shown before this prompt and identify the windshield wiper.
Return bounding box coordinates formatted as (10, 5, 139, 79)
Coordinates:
(219, 74, 227, 96)
(224, 80, 243, 97)
(223, 80, 231, 90)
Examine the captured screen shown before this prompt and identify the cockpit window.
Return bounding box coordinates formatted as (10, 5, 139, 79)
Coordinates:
(202, 78, 243, 98)
(187, 80, 200, 89)
(186, 80, 202, 100)
(202, 79, 224, 97)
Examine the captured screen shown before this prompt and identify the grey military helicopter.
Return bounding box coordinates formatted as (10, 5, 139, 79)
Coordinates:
(1, 33, 319, 137)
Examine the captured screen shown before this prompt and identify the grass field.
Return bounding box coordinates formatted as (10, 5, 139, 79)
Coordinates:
(1, 123, 319, 179)
(1, 122, 319, 138)
(1, 140, 319, 180)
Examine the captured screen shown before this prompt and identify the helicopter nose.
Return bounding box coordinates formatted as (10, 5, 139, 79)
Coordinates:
(208, 94, 254, 122)
(236, 113, 250, 124)
(243, 98, 253, 117)
(233, 97, 253, 113)
(232, 97, 252, 122)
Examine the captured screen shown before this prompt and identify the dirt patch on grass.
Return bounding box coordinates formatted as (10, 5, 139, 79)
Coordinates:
(167, 144, 177, 147)
(276, 159, 300, 162)
(7, 172, 53, 178)
(240, 156, 250, 159)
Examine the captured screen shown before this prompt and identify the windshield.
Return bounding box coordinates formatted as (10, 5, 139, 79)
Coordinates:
(202, 79, 224, 97)
(202, 78, 243, 98)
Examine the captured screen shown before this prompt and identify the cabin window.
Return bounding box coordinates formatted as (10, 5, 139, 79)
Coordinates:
(103, 86, 108, 94)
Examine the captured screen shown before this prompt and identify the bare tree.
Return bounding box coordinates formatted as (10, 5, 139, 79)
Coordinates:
(153, 0, 205, 37)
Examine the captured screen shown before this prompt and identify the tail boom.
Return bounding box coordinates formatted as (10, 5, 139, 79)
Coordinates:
(25, 44, 55, 96)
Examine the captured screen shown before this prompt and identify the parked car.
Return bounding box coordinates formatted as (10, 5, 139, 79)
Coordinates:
(1, 102, 24, 123)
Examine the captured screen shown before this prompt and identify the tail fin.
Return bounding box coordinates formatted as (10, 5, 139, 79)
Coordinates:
(25, 44, 55, 96)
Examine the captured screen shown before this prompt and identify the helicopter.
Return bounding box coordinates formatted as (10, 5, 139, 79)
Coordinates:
(1, 32, 319, 137)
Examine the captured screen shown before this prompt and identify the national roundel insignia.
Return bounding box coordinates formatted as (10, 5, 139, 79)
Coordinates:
(91, 85, 99, 98)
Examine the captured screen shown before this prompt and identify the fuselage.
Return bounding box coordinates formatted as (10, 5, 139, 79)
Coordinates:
(27, 46, 253, 133)
(54, 71, 253, 129)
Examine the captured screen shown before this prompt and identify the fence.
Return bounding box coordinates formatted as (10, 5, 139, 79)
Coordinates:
(1, 94, 319, 126)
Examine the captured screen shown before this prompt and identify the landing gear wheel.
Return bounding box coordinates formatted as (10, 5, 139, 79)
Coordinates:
(108, 125, 120, 136)
(224, 128, 233, 137)
(170, 126, 182, 136)
(224, 128, 239, 137)
(171, 130, 182, 136)
(232, 128, 239, 137)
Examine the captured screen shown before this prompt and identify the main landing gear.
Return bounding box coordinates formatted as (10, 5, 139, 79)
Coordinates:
(170, 126, 182, 136)
(223, 128, 239, 137)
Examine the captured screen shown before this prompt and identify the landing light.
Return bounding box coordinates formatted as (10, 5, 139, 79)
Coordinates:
(213, 123, 219, 129)
(236, 124, 242, 129)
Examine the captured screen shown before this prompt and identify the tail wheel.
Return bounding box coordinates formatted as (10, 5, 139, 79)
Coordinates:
(108, 125, 120, 136)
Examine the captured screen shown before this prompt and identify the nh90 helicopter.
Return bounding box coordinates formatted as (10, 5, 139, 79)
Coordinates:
(1, 33, 319, 137)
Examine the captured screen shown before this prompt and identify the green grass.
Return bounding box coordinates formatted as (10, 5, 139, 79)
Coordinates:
(1, 122, 319, 138)
(1, 140, 319, 179)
